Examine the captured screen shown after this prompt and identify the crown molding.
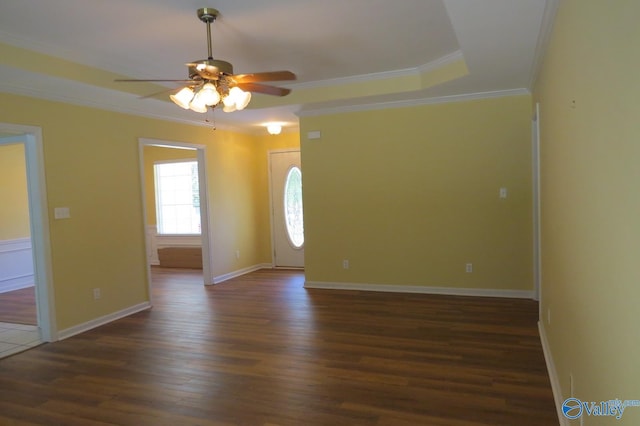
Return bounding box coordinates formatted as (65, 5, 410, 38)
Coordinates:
(0, 79, 254, 134)
(1, 77, 529, 133)
(528, 0, 561, 89)
(288, 50, 464, 90)
(416, 50, 464, 74)
(1, 81, 304, 136)
(297, 88, 531, 118)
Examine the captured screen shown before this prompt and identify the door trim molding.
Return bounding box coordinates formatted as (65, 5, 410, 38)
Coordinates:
(0, 124, 57, 341)
(532, 103, 542, 306)
(138, 138, 214, 293)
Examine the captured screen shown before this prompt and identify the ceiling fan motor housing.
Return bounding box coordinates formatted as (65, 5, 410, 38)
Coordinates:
(188, 59, 234, 80)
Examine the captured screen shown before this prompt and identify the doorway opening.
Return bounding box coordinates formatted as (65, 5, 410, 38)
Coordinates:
(138, 139, 213, 304)
(0, 123, 56, 358)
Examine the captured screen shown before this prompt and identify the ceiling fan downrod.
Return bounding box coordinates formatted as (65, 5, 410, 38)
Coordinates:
(197, 7, 219, 60)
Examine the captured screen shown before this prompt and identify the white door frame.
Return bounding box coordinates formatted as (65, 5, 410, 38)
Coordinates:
(532, 103, 542, 305)
(268, 148, 303, 268)
(0, 123, 57, 341)
(138, 138, 214, 295)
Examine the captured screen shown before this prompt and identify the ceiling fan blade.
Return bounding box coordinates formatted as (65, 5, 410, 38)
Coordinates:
(115, 79, 199, 83)
(237, 82, 291, 97)
(233, 71, 296, 84)
(139, 87, 181, 99)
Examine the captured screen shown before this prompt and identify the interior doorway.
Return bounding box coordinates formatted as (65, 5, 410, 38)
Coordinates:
(138, 139, 213, 303)
(0, 138, 37, 325)
(0, 122, 56, 358)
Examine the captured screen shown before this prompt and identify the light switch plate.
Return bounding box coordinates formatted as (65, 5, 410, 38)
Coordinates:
(307, 130, 321, 140)
(54, 207, 70, 219)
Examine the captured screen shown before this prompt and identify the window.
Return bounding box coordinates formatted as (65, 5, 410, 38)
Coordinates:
(284, 166, 304, 248)
(154, 160, 201, 235)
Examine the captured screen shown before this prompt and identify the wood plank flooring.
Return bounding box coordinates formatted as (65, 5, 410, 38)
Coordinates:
(0, 286, 37, 325)
(0, 268, 558, 425)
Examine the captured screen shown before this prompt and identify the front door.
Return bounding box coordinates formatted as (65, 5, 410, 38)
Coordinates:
(269, 150, 304, 268)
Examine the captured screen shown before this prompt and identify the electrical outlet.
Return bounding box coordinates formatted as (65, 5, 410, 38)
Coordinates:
(465, 263, 473, 273)
(93, 288, 101, 300)
(343, 259, 349, 269)
(236, 250, 240, 259)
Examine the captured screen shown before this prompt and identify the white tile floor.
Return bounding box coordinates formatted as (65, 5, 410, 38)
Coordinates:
(0, 322, 42, 359)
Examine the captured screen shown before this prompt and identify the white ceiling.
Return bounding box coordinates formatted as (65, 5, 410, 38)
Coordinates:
(0, 0, 557, 133)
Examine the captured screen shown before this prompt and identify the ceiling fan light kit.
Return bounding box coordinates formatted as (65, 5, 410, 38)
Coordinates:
(117, 7, 296, 114)
(197, 83, 221, 106)
(169, 87, 196, 109)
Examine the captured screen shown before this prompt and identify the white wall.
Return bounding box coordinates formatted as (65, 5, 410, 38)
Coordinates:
(0, 238, 34, 292)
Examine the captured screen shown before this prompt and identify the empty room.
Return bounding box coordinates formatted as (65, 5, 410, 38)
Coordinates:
(0, 1, 637, 425)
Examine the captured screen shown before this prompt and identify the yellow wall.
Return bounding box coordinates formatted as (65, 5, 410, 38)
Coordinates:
(0, 91, 298, 331)
(142, 145, 197, 226)
(0, 142, 30, 240)
(254, 132, 301, 262)
(204, 130, 299, 272)
(300, 95, 533, 290)
(141, 131, 300, 273)
(534, 0, 640, 421)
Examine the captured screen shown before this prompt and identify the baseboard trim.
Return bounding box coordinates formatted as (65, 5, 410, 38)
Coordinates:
(212, 263, 273, 284)
(304, 281, 534, 299)
(539, 321, 567, 426)
(57, 301, 151, 341)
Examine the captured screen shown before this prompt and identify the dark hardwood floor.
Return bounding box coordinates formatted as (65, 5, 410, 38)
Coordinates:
(0, 286, 37, 325)
(0, 268, 558, 425)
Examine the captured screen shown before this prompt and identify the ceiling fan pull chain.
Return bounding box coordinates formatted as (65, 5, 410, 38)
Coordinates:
(205, 107, 217, 130)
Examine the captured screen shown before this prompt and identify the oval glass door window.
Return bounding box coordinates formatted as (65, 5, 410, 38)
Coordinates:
(284, 166, 304, 248)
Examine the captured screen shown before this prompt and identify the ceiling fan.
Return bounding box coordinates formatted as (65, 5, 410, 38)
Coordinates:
(116, 7, 296, 113)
